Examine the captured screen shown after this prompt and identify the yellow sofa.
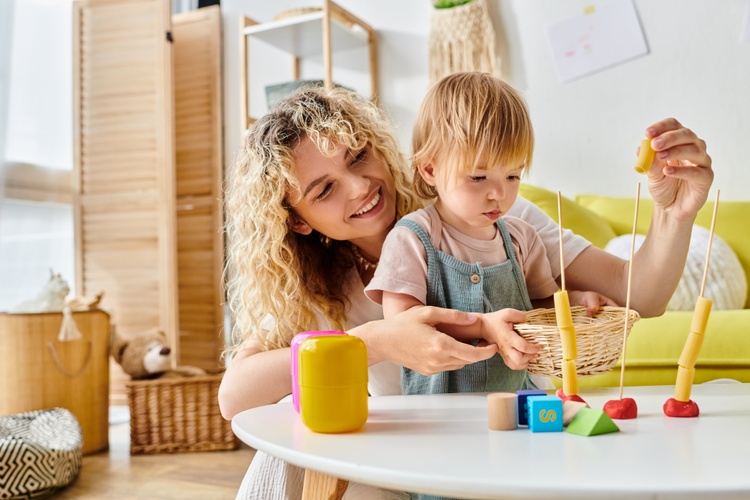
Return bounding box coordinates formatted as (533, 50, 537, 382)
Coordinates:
(520, 184, 750, 387)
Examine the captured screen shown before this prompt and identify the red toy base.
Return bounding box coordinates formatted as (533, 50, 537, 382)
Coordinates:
(556, 389, 587, 405)
(603, 398, 638, 419)
(663, 398, 700, 417)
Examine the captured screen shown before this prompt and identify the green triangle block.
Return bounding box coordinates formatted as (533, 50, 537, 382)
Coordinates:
(565, 407, 620, 436)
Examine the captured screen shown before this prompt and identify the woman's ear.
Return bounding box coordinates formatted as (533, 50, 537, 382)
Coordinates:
(417, 162, 437, 186)
(287, 213, 313, 235)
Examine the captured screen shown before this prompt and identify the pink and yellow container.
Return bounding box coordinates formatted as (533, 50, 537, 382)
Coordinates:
(290, 330, 346, 413)
(298, 335, 368, 433)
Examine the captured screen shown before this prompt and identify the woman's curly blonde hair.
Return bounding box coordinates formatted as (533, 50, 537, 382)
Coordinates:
(224, 86, 421, 355)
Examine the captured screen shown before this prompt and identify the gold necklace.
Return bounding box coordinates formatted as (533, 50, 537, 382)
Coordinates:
(350, 244, 378, 271)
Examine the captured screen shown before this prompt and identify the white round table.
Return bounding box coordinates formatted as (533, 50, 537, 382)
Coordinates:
(232, 383, 750, 499)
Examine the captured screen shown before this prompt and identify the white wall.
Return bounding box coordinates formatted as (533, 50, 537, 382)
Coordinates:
(222, 0, 750, 200)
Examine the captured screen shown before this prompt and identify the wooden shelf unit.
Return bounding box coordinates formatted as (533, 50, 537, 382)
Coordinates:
(239, 0, 378, 136)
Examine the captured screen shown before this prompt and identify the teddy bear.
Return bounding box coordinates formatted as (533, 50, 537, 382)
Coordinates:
(111, 328, 206, 380)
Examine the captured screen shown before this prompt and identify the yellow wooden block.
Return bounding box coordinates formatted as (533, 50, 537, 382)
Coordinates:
(554, 292, 573, 328)
(674, 365, 696, 402)
(633, 138, 655, 174)
(678, 331, 705, 369)
(559, 326, 578, 360)
(690, 296, 713, 335)
(562, 359, 578, 395)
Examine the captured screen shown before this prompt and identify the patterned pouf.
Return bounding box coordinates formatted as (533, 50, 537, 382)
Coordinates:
(0, 408, 82, 499)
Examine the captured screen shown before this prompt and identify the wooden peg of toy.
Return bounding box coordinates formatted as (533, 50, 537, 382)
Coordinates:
(603, 397, 638, 419)
(606, 183, 641, 420)
(554, 192, 583, 400)
(487, 392, 518, 431)
(664, 191, 719, 418)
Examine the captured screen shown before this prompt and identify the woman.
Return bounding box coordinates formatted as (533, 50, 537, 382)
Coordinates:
(219, 86, 712, 499)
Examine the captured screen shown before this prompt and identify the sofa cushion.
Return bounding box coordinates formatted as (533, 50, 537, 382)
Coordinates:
(576, 194, 750, 308)
(696, 201, 750, 309)
(519, 184, 616, 249)
(572, 309, 750, 387)
(605, 227, 748, 310)
(574, 194, 653, 237)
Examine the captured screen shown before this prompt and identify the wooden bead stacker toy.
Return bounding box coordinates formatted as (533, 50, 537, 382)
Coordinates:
(664, 190, 720, 418)
(603, 183, 641, 420)
(554, 192, 586, 405)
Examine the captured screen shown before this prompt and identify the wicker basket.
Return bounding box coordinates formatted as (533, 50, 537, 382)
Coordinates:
(514, 306, 640, 378)
(126, 372, 238, 454)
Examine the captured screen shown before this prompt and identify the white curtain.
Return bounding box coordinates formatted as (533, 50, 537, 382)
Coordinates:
(4, 0, 73, 171)
(0, 0, 14, 221)
(0, 0, 75, 310)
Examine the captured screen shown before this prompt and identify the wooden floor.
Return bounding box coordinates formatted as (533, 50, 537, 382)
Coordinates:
(56, 408, 255, 499)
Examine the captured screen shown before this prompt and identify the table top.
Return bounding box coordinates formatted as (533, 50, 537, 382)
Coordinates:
(232, 383, 750, 499)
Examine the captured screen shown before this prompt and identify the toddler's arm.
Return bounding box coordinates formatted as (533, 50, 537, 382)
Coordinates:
(383, 291, 539, 372)
(478, 308, 541, 370)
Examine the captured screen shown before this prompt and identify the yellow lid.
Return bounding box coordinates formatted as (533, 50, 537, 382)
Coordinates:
(299, 335, 368, 388)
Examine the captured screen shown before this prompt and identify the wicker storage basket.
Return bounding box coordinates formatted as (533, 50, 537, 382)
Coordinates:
(0, 311, 110, 455)
(126, 372, 238, 454)
(514, 306, 640, 378)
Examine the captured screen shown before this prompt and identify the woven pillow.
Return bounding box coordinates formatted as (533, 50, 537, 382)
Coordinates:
(0, 408, 82, 499)
(605, 226, 748, 310)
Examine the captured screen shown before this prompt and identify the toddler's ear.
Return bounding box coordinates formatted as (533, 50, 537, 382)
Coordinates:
(417, 163, 437, 186)
(287, 213, 313, 235)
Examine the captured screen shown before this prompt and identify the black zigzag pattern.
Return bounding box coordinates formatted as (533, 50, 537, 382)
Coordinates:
(0, 408, 82, 499)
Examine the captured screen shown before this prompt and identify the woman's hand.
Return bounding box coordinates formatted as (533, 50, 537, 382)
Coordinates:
(568, 290, 617, 316)
(645, 118, 713, 221)
(358, 306, 499, 376)
(479, 308, 540, 370)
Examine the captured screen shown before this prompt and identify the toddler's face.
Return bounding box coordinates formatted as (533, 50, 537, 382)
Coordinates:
(431, 160, 523, 240)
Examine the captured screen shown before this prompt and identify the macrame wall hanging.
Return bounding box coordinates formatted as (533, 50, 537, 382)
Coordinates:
(429, 0, 498, 84)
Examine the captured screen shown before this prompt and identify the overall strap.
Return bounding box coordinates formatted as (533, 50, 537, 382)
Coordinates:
(394, 218, 447, 308)
(495, 218, 533, 311)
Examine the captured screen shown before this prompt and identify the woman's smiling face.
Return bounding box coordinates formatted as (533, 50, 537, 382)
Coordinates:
(286, 137, 397, 248)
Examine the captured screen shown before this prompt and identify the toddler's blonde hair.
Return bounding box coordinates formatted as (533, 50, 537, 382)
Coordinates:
(224, 86, 421, 354)
(411, 72, 534, 199)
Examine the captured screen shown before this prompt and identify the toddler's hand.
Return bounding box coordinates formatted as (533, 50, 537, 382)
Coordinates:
(568, 290, 617, 316)
(480, 308, 540, 370)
